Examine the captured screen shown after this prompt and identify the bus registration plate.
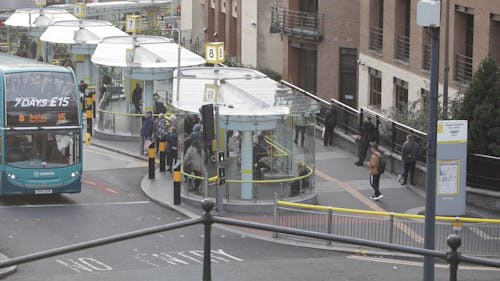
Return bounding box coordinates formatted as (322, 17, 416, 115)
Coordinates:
(35, 189, 53, 194)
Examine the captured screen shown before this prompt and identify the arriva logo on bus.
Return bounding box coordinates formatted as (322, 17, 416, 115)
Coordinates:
(33, 171, 56, 177)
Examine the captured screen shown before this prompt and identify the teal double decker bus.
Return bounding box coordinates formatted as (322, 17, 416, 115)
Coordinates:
(0, 54, 82, 195)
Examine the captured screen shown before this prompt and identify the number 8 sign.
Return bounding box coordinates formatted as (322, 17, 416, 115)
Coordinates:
(205, 42, 225, 64)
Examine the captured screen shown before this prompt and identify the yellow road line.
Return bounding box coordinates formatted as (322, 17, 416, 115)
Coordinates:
(315, 168, 424, 243)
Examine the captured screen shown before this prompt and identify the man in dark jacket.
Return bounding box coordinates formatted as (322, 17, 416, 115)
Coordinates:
(141, 111, 154, 142)
(132, 83, 143, 114)
(401, 134, 420, 185)
(355, 117, 377, 166)
(166, 127, 178, 172)
(324, 105, 337, 146)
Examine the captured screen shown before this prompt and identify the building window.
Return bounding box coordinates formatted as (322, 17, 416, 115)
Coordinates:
(422, 27, 431, 71)
(420, 88, 429, 111)
(339, 48, 358, 107)
(490, 14, 500, 63)
(395, 0, 411, 62)
(394, 78, 408, 111)
(369, 0, 384, 53)
(369, 68, 382, 108)
(454, 5, 474, 84)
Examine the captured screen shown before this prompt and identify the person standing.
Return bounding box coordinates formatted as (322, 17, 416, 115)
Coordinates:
(355, 117, 377, 166)
(141, 111, 154, 141)
(155, 113, 169, 152)
(78, 80, 88, 111)
(401, 134, 420, 185)
(132, 83, 143, 114)
(184, 140, 205, 190)
(165, 127, 178, 172)
(323, 105, 337, 146)
(294, 114, 306, 147)
(367, 143, 383, 200)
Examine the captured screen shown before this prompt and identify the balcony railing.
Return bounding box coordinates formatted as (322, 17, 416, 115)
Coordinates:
(395, 34, 410, 62)
(455, 53, 473, 84)
(422, 42, 431, 71)
(369, 26, 383, 53)
(270, 5, 324, 41)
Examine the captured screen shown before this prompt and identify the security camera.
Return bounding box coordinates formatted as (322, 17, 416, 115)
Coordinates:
(357, 59, 362, 64)
(203, 26, 207, 32)
(213, 32, 218, 38)
(250, 20, 256, 27)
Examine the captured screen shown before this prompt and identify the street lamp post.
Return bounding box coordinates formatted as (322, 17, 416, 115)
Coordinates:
(417, 1, 441, 280)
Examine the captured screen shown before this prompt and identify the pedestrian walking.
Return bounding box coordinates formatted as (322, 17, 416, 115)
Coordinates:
(132, 83, 143, 114)
(323, 105, 337, 146)
(294, 113, 306, 147)
(184, 140, 206, 190)
(401, 133, 420, 185)
(367, 143, 384, 200)
(165, 127, 178, 172)
(355, 117, 377, 166)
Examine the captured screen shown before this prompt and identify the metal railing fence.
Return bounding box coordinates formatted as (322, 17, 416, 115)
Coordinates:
(369, 26, 384, 53)
(455, 53, 473, 84)
(1, 199, 500, 281)
(270, 5, 324, 40)
(281, 81, 500, 191)
(274, 200, 500, 256)
(396, 34, 410, 62)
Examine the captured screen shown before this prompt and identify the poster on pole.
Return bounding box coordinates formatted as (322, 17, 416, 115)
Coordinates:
(437, 160, 460, 195)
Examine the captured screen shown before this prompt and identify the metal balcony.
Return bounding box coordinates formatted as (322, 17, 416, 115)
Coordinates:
(395, 34, 410, 62)
(270, 6, 324, 41)
(455, 53, 473, 84)
(369, 26, 383, 53)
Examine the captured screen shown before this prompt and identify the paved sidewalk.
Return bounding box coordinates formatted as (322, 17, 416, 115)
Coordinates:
(92, 135, 500, 258)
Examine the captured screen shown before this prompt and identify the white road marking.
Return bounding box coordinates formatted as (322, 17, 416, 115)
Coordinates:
(347, 255, 500, 271)
(56, 258, 112, 273)
(132, 249, 244, 267)
(0, 201, 151, 209)
(469, 226, 500, 240)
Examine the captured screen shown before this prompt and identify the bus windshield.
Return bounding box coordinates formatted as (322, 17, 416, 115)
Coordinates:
(5, 131, 80, 169)
(4, 72, 79, 127)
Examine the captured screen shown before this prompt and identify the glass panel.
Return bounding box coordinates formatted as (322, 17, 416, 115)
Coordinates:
(4, 72, 78, 127)
(5, 130, 80, 168)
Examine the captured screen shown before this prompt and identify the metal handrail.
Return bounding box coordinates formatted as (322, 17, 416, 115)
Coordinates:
(277, 200, 500, 224)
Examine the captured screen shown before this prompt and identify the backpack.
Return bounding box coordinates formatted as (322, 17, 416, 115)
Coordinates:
(377, 153, 386, 174)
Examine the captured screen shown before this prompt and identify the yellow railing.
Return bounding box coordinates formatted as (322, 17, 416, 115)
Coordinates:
(277, 201, 500, 224)
(181, 166, 313, 184)
(264, 135, 289, 157)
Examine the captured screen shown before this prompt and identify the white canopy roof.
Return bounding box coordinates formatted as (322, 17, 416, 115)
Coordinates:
(173, 67, 291, 117)
(40, 20, 128, 45)
(91, 36, 206, 68)
(5, 8, 78, 28)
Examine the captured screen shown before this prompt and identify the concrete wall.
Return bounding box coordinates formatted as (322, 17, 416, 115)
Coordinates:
(256, 0, 283, 74)
(240, 0, 257, 66)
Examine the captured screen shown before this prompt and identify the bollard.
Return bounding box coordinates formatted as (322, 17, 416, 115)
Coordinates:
(202, 198, 215, 281)
(92, 91, 96, 119)
(446, 234, 461, 281)
(159, 138, 166, 172)
(173, 163, 181, 205)
(148, 142, 155, 179)
(86, 97, 93, 138)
